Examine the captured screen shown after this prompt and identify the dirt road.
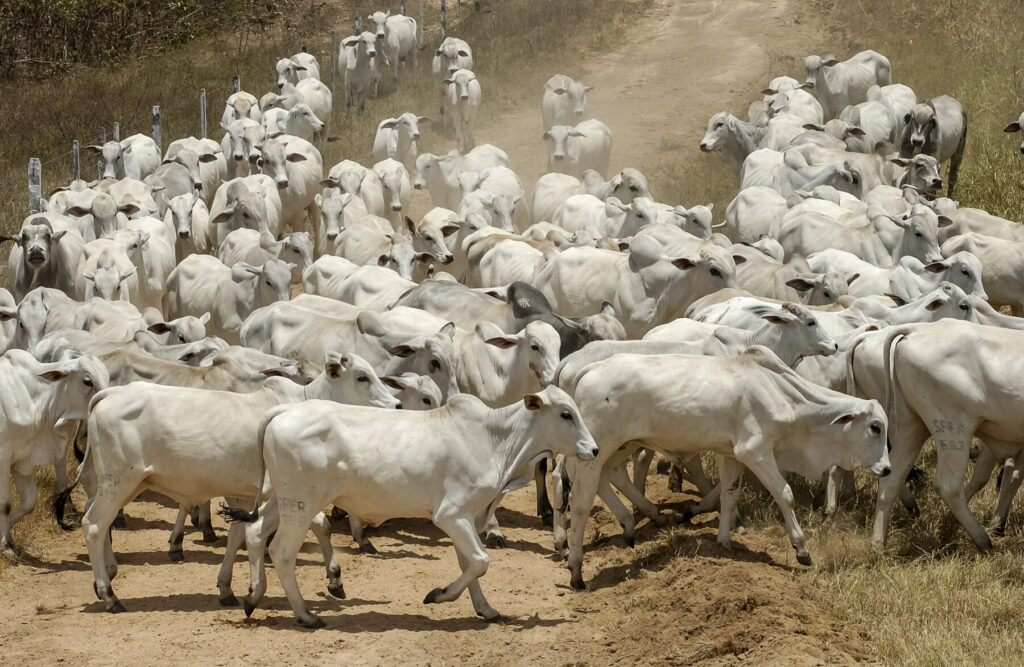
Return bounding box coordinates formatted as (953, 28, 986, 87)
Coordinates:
(0, 1, 874, 664)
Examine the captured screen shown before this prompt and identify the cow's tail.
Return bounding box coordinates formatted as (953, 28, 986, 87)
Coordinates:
(52, 391, 108, 531)
(880, 325, 914, 454)
(218, 404, 284, 524)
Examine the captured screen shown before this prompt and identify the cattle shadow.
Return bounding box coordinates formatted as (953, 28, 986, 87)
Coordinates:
(230, 607, 567, 634)
(72, 549, 325, 569)
(79, 591, 383, 616)
(8, 552, 92, 573)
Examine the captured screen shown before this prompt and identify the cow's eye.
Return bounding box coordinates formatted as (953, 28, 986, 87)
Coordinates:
(178, 334, 186, 343)
(431, 359, 441, 370)
(83, 377, 94, 388)
(530, 343, 539, 351)
(357, 376, 369, 383)
(709, 267, 722, 278)
(870, 423, 881, 435)
(560, 410, 572, 421)
(807, 321, 816, 327)
(422, 398, 432, 406)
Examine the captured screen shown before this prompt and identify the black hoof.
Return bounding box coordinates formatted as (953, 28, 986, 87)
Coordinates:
(168, 550, 184, 563)
(569, 575, 586, 591)
(298, 616, 326, 630)
(993, 524, 1007, 538)
(264, 551, 273, 565)
(424, 587, 446, 604)
(485, 534, 506, 549)
(796, 551, 813, 566)
(358, 541, 378, 555)
(331, 506, 347, 521)
(93, 581, 103, 601)
(540, 511, 553, 528)
(327, 582, 346, 599)
(201, 530, 218, 544)
(625, 534, 635, 549)
(479, 612, 503, 624)
(244, 598, 256, 618)
(108, 600, 126, 614)
(219, 594, 240, 607)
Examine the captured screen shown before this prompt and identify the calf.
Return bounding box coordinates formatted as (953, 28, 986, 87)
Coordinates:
(542, 74, 591, 130)
(544, 119, 613, 178)
(899, 96, 967, 197)
(444, 69, 482, 152)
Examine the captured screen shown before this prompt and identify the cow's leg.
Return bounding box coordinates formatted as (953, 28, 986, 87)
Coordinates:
(567, 458, 604, 590)
(0, 464, 14, 561)
(242, 498, 278, 615)
(535, 458, 553, 526)
(266, 509, 322, 629)
(311, 511, 344, 599)
(716, 456, 744, 547)
(348, 515, 377, 554)
(198, 501, 217, 543)
(217, 520, 245, 606)
(989, 449, 1024, 535)
(933, 427, 992, 551)
(632, 448, 654, 493)
(82, 485, 135, 613)
(2, 471, 38, 560)
(683, 481, 721, 520)
(607, 459, 664, 525)
(872, 417, 929, 551)
(425, 515, 498, 622)
(597, 475, 635, 547)
(964, 442, 998, 501)
(169, 506, 187, 562)
(552, 458, 571, 559)
(482, 509, 505, 549)
(682, 454, 714, 496)
(824, 467, 856, 518)
(667, 457, 684, 492)
(736, 444, 810, 565)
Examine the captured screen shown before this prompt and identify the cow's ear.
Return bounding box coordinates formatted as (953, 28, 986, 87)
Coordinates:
(405, 216, 417, 235)
(830, 412, 857, 425)
(785, 278, 815, 292)
(148, 322, 172, 334)
(523, 393, 544, 411)
(199, 312, 211, 325)
(484, 335, 517, 349)
(600, 301, 616, 316)
(388, 344, 415, 358)
(1004, 122, 1022, 133)
(325, 360, 343, 377)
(0, 306, 16, 320)
(38, 369, 69, 382)
(439, 322, 456, 338)
(923, 297, 945, 311)
(923, 261, 948, 273)
(846, 273, 861, 286)
(381, 376, 404, 390)
(260, 367, 291, 378)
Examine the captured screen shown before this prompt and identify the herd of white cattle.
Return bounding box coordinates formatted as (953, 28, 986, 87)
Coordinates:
(1, 19, 1024, 629)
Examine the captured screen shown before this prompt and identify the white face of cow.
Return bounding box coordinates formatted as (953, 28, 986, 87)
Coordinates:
(413, 153, 435, 189)
(892, 155, 943, 193)
(924, 252, 986, 300)
(893, 206, 944, 264)
(275, 58, 308, 91)
(378, 236, 434, 280)
(150, 313, 210, 344)
(1004, 112, 1024, 154)
(673, 204, 714, 239)
(904, 104, 937, 153)
(168, 193, 199, 239)
(408, 216, 458, 264)
(359, 31, 378, 59)
(322, 352, 401, 409)
(279, 232, 314, 277)
(699, 112, 732, 152)
(378, 165, 406, 212)
(9, 220, 67, 270)
(445, 70, 476, 100)
(480, 320, 561, 386)
(397, 113, 426, 141)
(386, 325, 461, 401)
(800, 54, 838, 90)
(382, 373, 443, 410)
(14, 289, 52, 352)
(315, 193, 350, 242)
(257, 139, 307, 190)
(543, 125, 584, 162)
(368, 11, 389, 40)
(759, 303, 838, 365)
(238, 259, 294, 307)
(829, 401, 890, 476)
(39, 355, 110, 422)
(522, 386, 599, 462)
(84, 141, 125, 180)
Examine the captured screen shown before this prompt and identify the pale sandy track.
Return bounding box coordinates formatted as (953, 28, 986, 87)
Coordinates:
(0, 2, 875, 664)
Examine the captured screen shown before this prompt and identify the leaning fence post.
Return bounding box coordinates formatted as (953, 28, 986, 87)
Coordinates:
(457, 0, 461, 17)
(401, 0, 407, 16)
(419, 0, 424, 46)
(200, 88, 207, 139)
(329, 30, 337, 95)
(72, 140, 80, 181)
(441, 0, 447, 40)
(232, 75, 240, 93)
(355, 16, 362, 35)
(475, 0, 480, 11)
(28, 158, 41, 214)
(152, 106, 162, 154)
(113, 121, 120, 142)
(96, 127, 106, 177)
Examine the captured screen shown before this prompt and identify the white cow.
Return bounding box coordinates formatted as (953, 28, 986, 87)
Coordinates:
(560, 348, 889, 589)
(368, 11, 417, 88)
(801, 50, 892, 120)
(222, 91, 261, 126)
(230, 385, 597, 627)
(542, 74, 591, 130)
(0, 350, 108, 560)
(166, 255, 293, 344)
(164, 137, 227, 206)
(275, 53, 321, 90)
(372, 113, 430, 173)
(220, 118, 265, 180)
(898, 95, 968, 197)
(941, 233, 1024, 314)
(209, 175, 283, 248)
(264, 104, 325, 143)
(372, 158, 412, 232)
(85, 134, 161, 181)
(112, 228, 174, 314)
(1004, 111, 1024, 154)
(71, 352, 398, 612)
(3, 216, 84, 300)
(413, 145, 509, 211)
(76, 239, 138, 304)
(444, 69, 481, 153)
(218, 228, 313, 284)
(256, 135, 323, 246)
(432, 37, 473, 125)
(163, 192, 213, 260)
(342, 31, 381, 115)
(544, 119, 612, 178)
(699, 112, 766, 179)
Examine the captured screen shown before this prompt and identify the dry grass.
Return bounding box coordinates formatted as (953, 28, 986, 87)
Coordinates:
(0, 0, 648, 236)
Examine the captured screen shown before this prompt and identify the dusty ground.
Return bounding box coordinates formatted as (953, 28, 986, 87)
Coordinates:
(0, 0, 875, 664)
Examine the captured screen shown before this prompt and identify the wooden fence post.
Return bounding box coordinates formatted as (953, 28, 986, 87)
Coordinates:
(475, 0, 480, 11)
(419, 0, 424, 46)
(96, 127, 106, 177)
(458, 0, 461, 18)
(72, 140, 80, 181)
(330, 31, 337, 96)
(441, 0, 447, 39)
(355, 16, 362, 35)
(401, 0, 407, 16)
(28, 158, 41, 214)
(200, 88, 207, 139)
(113, 122, 120, 142)
(232, 75, 240, 93)
(152, 106, 162, 154)
(301, 45, 307, 53)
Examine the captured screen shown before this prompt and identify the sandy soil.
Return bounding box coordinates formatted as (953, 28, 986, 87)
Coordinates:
(0, 0, 876, 664)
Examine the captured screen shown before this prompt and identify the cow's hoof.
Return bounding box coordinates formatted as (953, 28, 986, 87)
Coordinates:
(327, 582, 346, 599)
(168, 550, 184, 563)
(331, 506, 346, 521)
(219, 594, 240, 607)
(358, 541, 378, 555)
(423, 587, 446, 604)
(2, 547, 19, 564)
(540, 511, 553, 528)
(796, 550, 813, 566)
(201, 529, 218, 544)
(991, 523, 1007, 538)
(108, 600, 126, 614)
(485, 533, 506, 549)
(298, 615, 325, 630)
(244, 598, 256, 618)
(977, 535, 994, 553)
(479, 610, 502, 623)
(569, 574, 586, 591)
(624, 534, 635, 549)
